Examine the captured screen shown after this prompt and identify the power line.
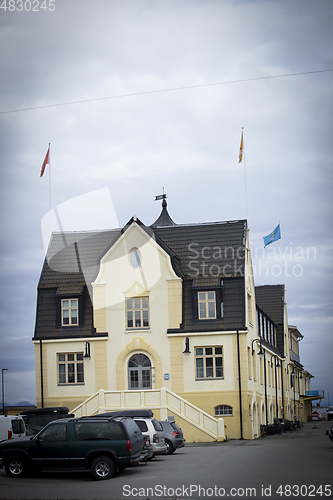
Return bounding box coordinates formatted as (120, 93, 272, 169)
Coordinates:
(1, 69, 332, 115)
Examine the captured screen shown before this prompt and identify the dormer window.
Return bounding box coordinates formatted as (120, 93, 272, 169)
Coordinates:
(61, 299, 78, 326)
(198, 291, 216, 319)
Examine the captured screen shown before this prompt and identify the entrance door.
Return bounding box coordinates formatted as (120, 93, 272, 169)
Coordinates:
(128, 353, 152, 390)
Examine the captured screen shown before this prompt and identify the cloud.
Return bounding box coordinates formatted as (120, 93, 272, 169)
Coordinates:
(0, 0, 332, 406)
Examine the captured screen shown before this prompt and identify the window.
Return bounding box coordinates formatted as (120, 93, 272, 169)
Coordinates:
(247, 346, 252, 380)
(126, 297, 149, 329)
(39, 422, 67, 442)
(130, 248, 141, 268)
(61, 299, 78, 326)
(58, 353, 84, 384)
(74, 421, 125, 441)
(215, 405, 233, 416)
(198, 291, 216, 319)
(247, 293, 252, 324)
(195, 346, 223, 379)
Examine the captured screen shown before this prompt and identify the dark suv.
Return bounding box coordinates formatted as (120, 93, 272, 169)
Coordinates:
(0, 416, 147, 480)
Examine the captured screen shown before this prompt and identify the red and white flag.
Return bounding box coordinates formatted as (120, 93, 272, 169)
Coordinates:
(40, 145, 50, 177)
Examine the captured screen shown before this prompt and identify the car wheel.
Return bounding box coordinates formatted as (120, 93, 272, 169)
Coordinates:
(165, 440, 174, 455)
(91, 456, 116, 480)
(5, 455, 26, 478)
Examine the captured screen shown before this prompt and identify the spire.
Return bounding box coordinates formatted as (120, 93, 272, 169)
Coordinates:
(151, 192, 177, 227)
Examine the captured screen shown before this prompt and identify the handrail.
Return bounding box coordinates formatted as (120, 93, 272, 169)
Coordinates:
(70, 387, 225, 441)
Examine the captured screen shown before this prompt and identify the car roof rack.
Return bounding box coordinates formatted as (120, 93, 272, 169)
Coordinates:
(20, 407, 70, 415)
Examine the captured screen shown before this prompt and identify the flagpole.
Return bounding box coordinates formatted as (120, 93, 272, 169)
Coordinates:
(243, 134, 249, 224)
(48, 143, 51, 213)
(48, 143, 51, 246)
(279, 221, 285, 280)
(239, 127, 249, 224)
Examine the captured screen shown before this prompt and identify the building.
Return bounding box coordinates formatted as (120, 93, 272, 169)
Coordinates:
(32, 200, 317, 440)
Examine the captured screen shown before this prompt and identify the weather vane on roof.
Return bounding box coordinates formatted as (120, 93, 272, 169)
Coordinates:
(155, 187, 167, 201)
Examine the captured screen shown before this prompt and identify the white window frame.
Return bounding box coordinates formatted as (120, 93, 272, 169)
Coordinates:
(126, 297, 149, 329)
(215, 405, 233, 416)
(61, 298, 78, 326)
(195, 346, 223, 379)
(58, 353, 84, 385)
(198, 291, 216, 319)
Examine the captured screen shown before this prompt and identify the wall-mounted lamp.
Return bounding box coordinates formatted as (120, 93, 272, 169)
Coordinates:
(84, 342, 91, 359)
(271, 355, 281, 369)
(257, 345, 265, 358)
(251, 337, 262, 356)
(183, 337, 191, 354)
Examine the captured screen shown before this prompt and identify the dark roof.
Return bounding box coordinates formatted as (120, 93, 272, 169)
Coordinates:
(155, 219, 247, 280)
(34, 217, 247, 339)
(255, 285, 285, 325)
(255, 284, 285, 356)
(40, 219, 247, 288)
(39, 229, 122, 293)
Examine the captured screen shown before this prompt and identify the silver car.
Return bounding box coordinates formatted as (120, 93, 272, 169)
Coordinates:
(133, 418, 167, 457)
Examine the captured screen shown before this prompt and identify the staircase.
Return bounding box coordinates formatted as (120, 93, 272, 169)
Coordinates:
(71, 387, 225, 441)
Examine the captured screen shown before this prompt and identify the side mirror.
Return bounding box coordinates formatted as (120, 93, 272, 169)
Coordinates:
(326, 430, 328, 435)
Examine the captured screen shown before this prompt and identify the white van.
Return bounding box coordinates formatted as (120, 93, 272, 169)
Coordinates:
(0, 415, 26, 442)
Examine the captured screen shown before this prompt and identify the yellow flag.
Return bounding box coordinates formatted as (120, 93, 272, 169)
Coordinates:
(238, 130, 243, 163)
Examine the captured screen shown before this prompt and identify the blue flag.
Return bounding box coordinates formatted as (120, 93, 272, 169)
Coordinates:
(263, 224, 281, 248)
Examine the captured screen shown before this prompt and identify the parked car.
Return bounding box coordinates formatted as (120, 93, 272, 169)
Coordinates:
(142, 434, 153, 459)
(0, 416, 26, 443)
(158, 419, 186, 454)
(92, 410, 167, 457)
(326, 406, 333, 421)
(0, 416, 147, 480)
(326, 425, 333, 442)
(133, 417, 167, 457)
(20, 407, 74, 435)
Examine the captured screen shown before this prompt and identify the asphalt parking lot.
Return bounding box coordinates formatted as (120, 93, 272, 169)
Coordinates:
(0, 421, 332, 500)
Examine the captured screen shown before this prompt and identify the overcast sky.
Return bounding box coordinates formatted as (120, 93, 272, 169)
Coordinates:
(0, 0, 332, 408)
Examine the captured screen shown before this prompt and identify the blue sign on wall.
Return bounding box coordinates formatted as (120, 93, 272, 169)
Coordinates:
(306, 390, 320, 397)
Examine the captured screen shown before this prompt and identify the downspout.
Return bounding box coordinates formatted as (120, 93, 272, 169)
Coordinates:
(263, 350, 268, 424)
(40, 339, 44, 408)
(236, 330, 243, 439)
(281, 359, 285, 420)
(274, 358, 279, 419)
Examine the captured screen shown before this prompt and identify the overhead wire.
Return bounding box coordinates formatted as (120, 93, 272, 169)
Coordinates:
(0, 68, 332, 115)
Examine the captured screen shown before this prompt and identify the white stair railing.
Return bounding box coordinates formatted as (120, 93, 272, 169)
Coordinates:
(71, 387, 225, 441)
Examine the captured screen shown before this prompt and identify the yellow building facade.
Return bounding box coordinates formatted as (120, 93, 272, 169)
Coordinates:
(33, 205, 310, 440)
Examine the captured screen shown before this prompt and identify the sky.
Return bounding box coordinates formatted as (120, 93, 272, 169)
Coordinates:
(0, 0, 332, 408)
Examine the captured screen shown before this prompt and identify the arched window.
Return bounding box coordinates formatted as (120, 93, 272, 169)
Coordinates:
(214, 405, 233, 416)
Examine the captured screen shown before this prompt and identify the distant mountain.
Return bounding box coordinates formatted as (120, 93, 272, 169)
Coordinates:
(3, 401, 36, 408)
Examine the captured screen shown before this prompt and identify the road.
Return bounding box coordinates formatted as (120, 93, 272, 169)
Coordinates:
(0, 421, 332, 500)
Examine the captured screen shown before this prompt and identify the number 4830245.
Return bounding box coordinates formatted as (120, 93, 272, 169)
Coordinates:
(0, 0, 55, 11)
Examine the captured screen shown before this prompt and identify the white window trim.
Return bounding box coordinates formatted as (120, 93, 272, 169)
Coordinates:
(126, 297, 150, 330)
(57, 352, 84, 385)
(198, 291, 217, 320)
(195, 346, 223, 380)
(61, 298, 78, 326)
(215, 405, 233, 416)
